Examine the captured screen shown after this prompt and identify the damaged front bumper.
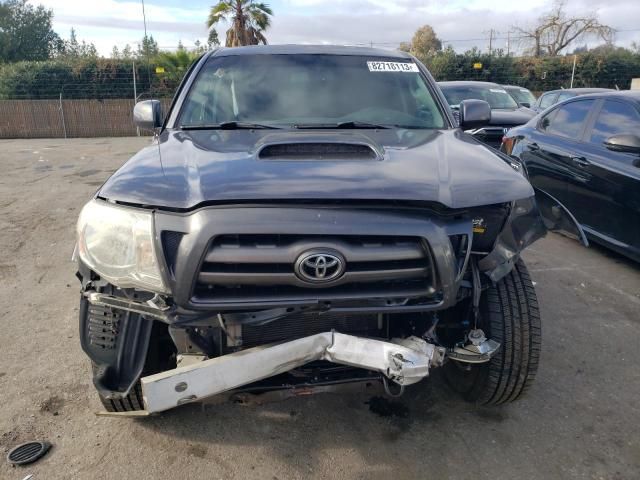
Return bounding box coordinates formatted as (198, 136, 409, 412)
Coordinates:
(140, 332, 445, 414)
(80, 201, 540, 411)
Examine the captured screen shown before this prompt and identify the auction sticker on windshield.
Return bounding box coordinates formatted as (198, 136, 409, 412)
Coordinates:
(367, 61, 419, 73)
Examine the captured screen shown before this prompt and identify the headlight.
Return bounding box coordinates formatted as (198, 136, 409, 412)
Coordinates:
(76, 200, 168, 293)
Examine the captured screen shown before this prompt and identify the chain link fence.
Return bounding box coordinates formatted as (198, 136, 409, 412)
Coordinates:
(0, 59, 177, 139)
(1, 47, 639, 139)
(0, 98, 173, 138)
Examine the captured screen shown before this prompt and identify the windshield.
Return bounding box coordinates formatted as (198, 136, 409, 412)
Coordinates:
(178, 54, 446, 129)
(505, 87, 536, 105)
(440, 84, 519, 109)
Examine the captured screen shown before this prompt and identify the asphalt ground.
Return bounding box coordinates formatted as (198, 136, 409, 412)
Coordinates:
(1, 137, 639, 480)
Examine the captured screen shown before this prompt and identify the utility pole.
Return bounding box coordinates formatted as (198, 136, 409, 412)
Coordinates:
(141, 0, 152, 98)
(484, 29, 495, 55)
(570, 54, 577, 88)
(58, 92, 67, 139)
(506, 31, 511, 56)
(489, 29, 493, 55)
(133, 61, 140, 136)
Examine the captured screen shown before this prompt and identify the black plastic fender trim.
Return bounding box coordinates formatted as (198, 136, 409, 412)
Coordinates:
(79, 295, 154, 400)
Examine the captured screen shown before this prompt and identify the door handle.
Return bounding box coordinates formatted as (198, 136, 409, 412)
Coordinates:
(571, 156, 590, 167)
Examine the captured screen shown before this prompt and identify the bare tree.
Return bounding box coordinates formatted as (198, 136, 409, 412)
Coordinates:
(514, 1, 614, 56)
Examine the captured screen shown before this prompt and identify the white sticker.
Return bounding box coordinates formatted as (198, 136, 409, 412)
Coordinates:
(367, 61, 419, 73)
(490, 88, 508, 93)
(519, 89, 529, 93)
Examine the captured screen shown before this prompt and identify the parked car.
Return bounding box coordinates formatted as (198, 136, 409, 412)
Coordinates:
(532, 88, 614, 113)
(502, 91, 640, 261)
(75, 45, 546, 415)
(439, 81, 536, 148)
(502, 85, 537, 108)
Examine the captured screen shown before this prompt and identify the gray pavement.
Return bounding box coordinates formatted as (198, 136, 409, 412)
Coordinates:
(1, 138, 639, 480)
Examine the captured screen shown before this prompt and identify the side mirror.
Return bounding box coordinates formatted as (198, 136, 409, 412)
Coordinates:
(604, 134, 640, 154)
(459, 99, 491, 130)
(133, 100, 163, 131)
(519, 102, 531, 109)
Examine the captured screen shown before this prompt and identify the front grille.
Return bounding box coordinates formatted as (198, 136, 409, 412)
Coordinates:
(192, 234, 436, 304)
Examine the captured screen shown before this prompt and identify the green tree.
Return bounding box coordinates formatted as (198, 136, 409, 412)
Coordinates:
(0, 0, 61, 62)
(206, 1, 273, 47)
(400, 25, 442, 62)
(122, 44, 133, 60)
(193, 39, 207, 55)
(137, 34, 159, 59)
(155, 50, 197, 79)
(58, 28, 98, 59)
(208, 28, 220, 48)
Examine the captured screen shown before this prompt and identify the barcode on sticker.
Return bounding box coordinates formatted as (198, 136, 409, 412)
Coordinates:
(367, 61, 419, 73)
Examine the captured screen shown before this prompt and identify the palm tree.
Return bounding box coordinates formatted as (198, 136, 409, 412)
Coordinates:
(207, 1, 273, 47)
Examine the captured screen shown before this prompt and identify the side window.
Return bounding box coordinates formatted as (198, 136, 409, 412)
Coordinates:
(556, 92, 575, 102)
(539, 110, 557, 132)
(589, 100, 640, 146)
(539, 93, 558, 109)
(541, 100, 595, 139)
(411, 76, 443, 126)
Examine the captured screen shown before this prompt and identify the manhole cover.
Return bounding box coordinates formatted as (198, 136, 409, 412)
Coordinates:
(7, 441, 51, 466)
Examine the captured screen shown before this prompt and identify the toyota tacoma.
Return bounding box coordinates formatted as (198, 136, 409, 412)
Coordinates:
(75, 45, 546, 415)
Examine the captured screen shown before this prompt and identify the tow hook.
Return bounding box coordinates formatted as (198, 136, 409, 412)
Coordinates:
(447, 329, 501, 364)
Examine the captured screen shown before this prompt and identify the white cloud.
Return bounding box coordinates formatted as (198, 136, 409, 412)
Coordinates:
(30, 0, 640, 56)
(29, 0, 211, 53)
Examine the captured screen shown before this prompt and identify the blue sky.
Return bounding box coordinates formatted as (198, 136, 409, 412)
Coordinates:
(30, 0, 640, 56)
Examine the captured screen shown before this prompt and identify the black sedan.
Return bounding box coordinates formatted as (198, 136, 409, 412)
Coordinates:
(502, 91, 640, 261)
(532, 87, 613, 113)
(439, 81, 536, 148)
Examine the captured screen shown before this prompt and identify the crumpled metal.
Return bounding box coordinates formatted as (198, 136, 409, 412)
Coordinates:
(141, 332, 439, 413)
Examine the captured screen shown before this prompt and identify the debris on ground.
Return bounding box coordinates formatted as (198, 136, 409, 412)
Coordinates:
(6, 441, 51, 466)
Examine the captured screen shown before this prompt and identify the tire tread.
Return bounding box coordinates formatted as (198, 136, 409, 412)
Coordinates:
(479, 259, 541, 405)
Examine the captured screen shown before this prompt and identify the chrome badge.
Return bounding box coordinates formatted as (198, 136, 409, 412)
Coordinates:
(294, 250, 346, 284)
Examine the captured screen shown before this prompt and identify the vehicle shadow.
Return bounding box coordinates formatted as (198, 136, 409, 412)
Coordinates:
(135, 371, 512, 477)
(587, 240, 639, 270)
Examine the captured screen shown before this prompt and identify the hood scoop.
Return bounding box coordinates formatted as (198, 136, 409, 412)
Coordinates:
(258, 142, 380, 161)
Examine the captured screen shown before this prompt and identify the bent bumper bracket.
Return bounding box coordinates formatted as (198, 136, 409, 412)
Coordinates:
(140, 332, 443, 413)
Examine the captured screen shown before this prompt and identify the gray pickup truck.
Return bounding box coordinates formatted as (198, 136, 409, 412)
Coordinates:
(75, 45, 545, 415)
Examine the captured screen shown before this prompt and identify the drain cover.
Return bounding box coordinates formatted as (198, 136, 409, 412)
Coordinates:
(7, 441, 51, 466)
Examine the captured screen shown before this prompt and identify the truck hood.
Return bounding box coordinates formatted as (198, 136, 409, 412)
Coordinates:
(98, 128, 534, 210)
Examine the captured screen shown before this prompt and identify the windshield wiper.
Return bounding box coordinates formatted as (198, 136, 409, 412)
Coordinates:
(294, 121, 390, 129)
(390, 124, 432, 129)
(180, 121, 280, 130)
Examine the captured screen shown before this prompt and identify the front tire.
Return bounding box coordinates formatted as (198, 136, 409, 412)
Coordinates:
(445, 259, 541, 404)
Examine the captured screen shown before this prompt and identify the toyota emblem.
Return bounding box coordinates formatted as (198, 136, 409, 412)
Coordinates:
(294, 250, 346, 284)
